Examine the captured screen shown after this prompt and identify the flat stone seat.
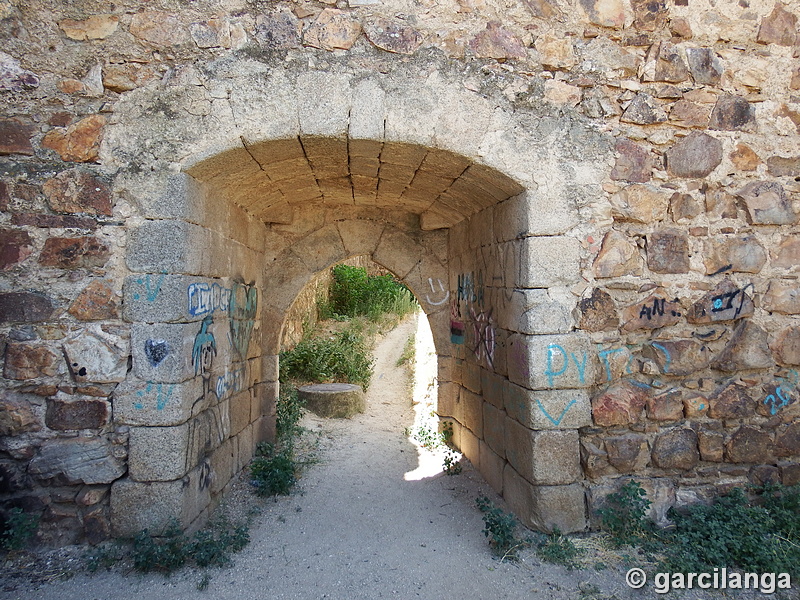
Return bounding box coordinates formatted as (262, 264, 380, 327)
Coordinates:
(298, 383, 366, 419)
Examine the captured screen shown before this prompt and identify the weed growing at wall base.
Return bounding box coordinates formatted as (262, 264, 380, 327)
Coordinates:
(1, 507, 39, 551)
(476, 496, 527, 561)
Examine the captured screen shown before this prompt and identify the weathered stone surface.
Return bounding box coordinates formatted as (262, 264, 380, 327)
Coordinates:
(699, 429, 724, 461)
(0, 291, 54, 323)
(621, 294, 682, 332)
(757, 3, 797, 46)
(642, 340, 709, 376)
(46, 394, 109, 430)
(298, 383, 365, 418)
(579, 0, 625, 27)
(190, 18, 231, 49)
(0, 228, 33, 270)
(4, 343, 61, 379)
(11, 213, 96, 229)
(709, 94, 756, 132)
(767, 156, 800, 177)
(705, 185, 739, 221)
(737, 181, 796, 225)
(505, 422, 581, 485)
(762, 280, 800, 314)
(646, 389, 684, 421)
(686, 279, 754, 324)
(780, 462, 800, 486)
(543, 80, 581, 106)
(709, 381, 755, 419)
(578, 288, 618, 332)
(609, 184, 670, 223)
(0, 51, 39, 92)
(670, 16, 692, 38)
(712, 321, 774, 372)
(611, 138, 651, 183)
(68, 281, 119, 321)
(654, 41, 690, 82)
(364, 17, 424, 55)
(631, 0, 667, 31)
(591, 380, 648, 426)
(726, 426, 773, 464)
(668, 100, 711, 129)
(130, 11, 187, 46)
(43, 170, 112, 216)
(686, 47, 722, 85)
(0, 118, 35, 155)
(606, 434, 649, 472)
(38, 236, 110, 269)
(684, 393, 709, 419)
(665, 132, 722, 178)
(703, 236, 767, 274)
(62, 327, 128, 384)
(750, 464, 781, 486)
(102, 63, 158, 93)
(647, 229, 689, 274)
(254, 11, 300, 50)
(652, 428, 699, 470)
(303, 9, 361, 51)
(42, 115, 106, 163)
(776, 423, 800, 457)
(0, 396, 40, 435)
(59, 15, 118, 40)
(730, 144, 761, 171)
(593, 230, 642, 278)
(773, 236, 800, 270)
(772, 326, 800, 365)
(534, 33, 575, 69)
(669, 192, 703, 222)
(621, 93, 667, 124)
(28, 437, 125, 484)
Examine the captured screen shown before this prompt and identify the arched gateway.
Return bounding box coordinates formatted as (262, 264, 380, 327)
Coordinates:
(107, 56, 609, 536)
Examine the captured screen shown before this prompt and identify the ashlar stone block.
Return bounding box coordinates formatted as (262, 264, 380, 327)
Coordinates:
(503, 464, 587, 533)
(507, 333, 598, 391)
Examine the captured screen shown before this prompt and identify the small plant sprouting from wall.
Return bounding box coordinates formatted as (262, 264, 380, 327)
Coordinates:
(1, 507, 39, 552)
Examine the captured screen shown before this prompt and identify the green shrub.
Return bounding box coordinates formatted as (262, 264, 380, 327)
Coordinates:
(275, 387, 305, 445)
(279, 326, 374, 390)
(597, 480, 652, 547)
(537, 527, 582, 569)
(250, 442, 297, 497)
(1, 507, 39, 551)
(327, 264, 416, 321)
(476, 496, 524, 560)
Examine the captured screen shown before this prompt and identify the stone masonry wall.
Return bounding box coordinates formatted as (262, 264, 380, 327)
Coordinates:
(1, 0, 800, 543)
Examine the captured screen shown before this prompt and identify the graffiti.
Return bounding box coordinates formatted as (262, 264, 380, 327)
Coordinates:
(597, 342, 672, 383)
(545, 344, 587, 387)
(228, 281, 257, 360)
(457, 271, 484, 306)
(215, 365, 247, 400)
(187, 282, 233, 316)
(763, 370, 798, 416)
(198, 458, 213, 491)
(450, 297, 464, 344)
(638, 297, 681, 320)
(134, 382, 175, 411)
(470, 307, 495, 367)
(192, 315, 217, 376)
(536, 397, 577, 426)
(425, 278, 449, 306)
(710, 283, 754, 319)
(144, 339, 169, 367)
(133, 272, 166, 302)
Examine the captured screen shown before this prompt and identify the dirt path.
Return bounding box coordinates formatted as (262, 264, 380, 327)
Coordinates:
(2, 315, 651, 600)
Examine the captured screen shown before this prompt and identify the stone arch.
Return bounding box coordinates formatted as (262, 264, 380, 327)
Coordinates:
(109, 61, 611, 537)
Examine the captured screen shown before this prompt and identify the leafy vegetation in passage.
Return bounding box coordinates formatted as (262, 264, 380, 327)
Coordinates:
(322, 264, 417, 321)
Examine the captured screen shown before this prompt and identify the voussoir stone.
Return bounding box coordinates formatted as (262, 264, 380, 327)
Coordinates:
(299, 383, 365, 418)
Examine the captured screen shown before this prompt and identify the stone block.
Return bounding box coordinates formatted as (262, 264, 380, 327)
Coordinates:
(4, 342, 62, 380)
(63, 327, 128, 384)
(665, 132, 722, 178)
(699, 429, 724, 462)
(128, 423, 195, 482)
(606, 434, 650, 473)
(504, 418, 581, 485)
(114, 377, 204, 427)
(127, 220, 206, 275)
(252, 381, 278, 423)
(703, 236, 767, 275)
(504, 383, 592, 429)
(763, 280, 800, 314)
(481, 369, 505, 409)
(39, 236, 110, 270)
(373, 227, 426, 279)
(45, 394, 109, 430)
(436, 381, 462, 421)
(262, 250, 315, 312)
(593, 230, 643, 278)
(0, 292, 53, 323)
(0, 395, 40, 436)
(711, 321, 774, 371)
(131, 322, 204, 384)
(609, 184, 670, 223)
(591, 380, 649, 426)
(646, 389, 684, 421)
(461, 389, 484, 439)
(507, 333, 598, 391)
(494, 191, 575, 240)
(479, 440, 504, 495)
(518, 236, 581, 288)
(499, 289, 571, 335)
(577, 288, 619, 332)
(230, 391, 251, 436)
(482, 402, 505, 458)
(110, 467, 211, 537)
(460, 426, 480, 470)
(652, 428, 699, 470)
(0, 228, 34, 270)
(504, 464, 587, 533)
(124, 274, 229, 324)
(726, 426, 773, 464)
(237, 423, 256, 472)
(462, 363, 481, 394)
(709, 381, 755, 419)
(29, 437, 125, 485)
(69, 281, 119, 321)
(208, 437, 235, 497)
(336, 219, 385, 256)
(291, 224, 347, 272)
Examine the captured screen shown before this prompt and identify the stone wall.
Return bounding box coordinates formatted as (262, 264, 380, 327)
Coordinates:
(1, 0, 800, 543)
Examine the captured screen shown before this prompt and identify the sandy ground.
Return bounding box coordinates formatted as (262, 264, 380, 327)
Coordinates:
(2, 315, 796, 600)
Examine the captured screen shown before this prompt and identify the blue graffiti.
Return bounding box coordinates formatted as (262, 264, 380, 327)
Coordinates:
(457, 271, 484, 306)
(545, 344, 587, 387)
(763, 369, 798, 415)
(133, 272, 167, 302)
(536, 397, 578, 426)
(187, 282, 233, 316)
(135, 382, 174, 410)
(215, 366, 247, 400)
(192, 315, 217, 376)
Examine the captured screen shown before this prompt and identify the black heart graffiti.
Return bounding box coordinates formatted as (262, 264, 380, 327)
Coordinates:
(228, 281, 257, 359)
(144, 338, 170, 367)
